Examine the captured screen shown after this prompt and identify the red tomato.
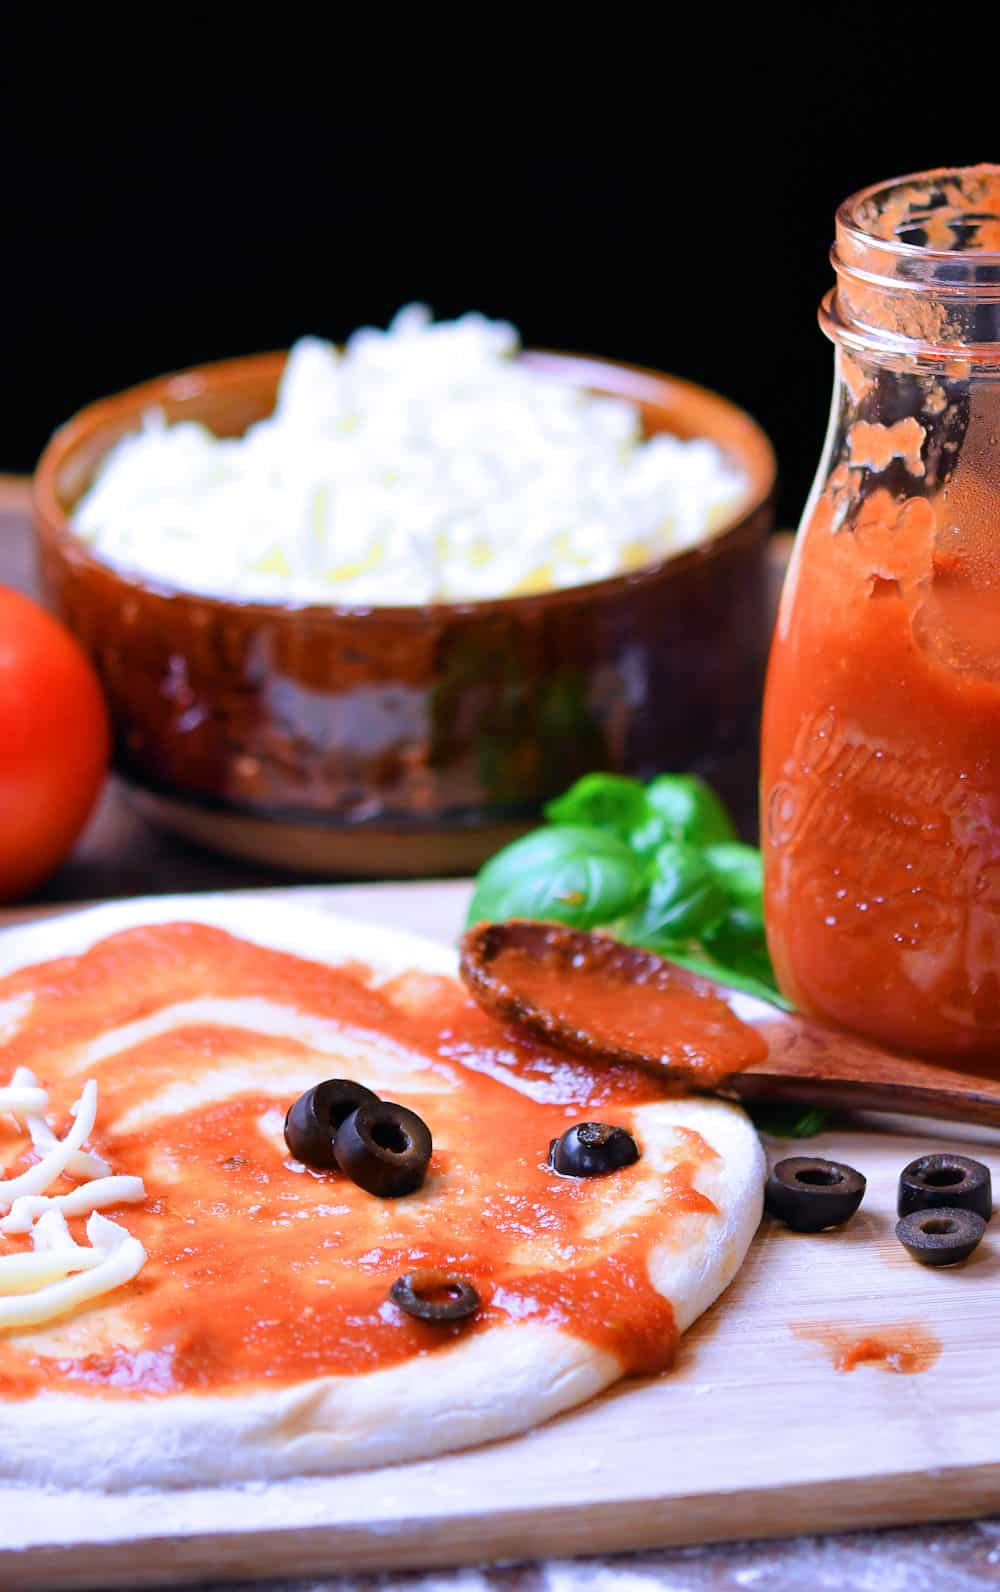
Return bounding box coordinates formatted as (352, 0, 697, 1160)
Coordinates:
(0, 588, 110, 901)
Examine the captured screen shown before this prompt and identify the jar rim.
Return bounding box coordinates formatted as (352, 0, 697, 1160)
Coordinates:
(837, 163, 1000, 267)
(827, 164, 1000, 362)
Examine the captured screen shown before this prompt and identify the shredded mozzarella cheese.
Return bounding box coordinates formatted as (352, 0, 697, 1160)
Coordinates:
(0, 1080, 98, 1209)
(9, 1067, 110, 1179)
(0, 1085, 49, 1118)
(0, 1071, 149, 1328)
(31, 1208, 86, 1252)
(0, 1214, 146, 1330)
(72, 304, 748, 604)
(0, 1176, 147, 1235)
(0, 1247, 105, 1293)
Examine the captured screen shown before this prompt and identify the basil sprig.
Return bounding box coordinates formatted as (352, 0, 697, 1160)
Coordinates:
(746, 1103, 830, 1138)
(466, 771, 826, 1132)
(467, 823, 644, 931)
(467, 771, 791, 1010)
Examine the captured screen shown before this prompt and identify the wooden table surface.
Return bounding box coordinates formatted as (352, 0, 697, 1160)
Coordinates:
(2, 476, 998, 1591)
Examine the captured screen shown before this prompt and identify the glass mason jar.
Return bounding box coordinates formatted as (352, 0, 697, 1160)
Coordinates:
(761, 165, 1000, 1064)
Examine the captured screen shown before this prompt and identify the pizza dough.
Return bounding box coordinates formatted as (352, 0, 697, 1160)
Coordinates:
(0, 895, 765, 1490)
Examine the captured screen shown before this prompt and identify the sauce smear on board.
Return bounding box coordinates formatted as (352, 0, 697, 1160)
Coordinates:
(791, 1320, 942, 1375)
(0, 923, 731, 1400)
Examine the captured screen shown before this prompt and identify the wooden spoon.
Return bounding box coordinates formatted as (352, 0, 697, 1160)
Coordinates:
(460, 920, 1000, 1130)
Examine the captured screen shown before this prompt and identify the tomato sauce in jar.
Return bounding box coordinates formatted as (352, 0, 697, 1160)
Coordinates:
(762, 166, 1000, 1064)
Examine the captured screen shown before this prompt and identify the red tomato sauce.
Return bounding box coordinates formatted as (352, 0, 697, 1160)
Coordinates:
(480, 937, 767, 1086)
(0, 924, 726, 1400)
(792, 1320, 941, 1375)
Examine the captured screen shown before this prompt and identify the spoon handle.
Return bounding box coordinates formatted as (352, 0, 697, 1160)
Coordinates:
(729, 1012, 1000, 1128)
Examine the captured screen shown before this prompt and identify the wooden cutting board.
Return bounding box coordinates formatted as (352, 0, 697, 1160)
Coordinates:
(3, 880, 1000, 1591)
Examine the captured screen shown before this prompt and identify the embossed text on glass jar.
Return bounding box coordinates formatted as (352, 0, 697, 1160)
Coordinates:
(762, 165, 1000, 1063)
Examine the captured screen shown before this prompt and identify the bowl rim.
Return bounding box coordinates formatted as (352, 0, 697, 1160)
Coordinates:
(33, 347, 777, 622)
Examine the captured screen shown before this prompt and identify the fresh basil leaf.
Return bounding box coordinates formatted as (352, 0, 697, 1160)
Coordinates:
(620, 842, 728, 944)
(712, 897, 764, 935)
(703, 843, 763, 907)
(626, 811, 673, 860)
(719, 949, 777, 990)
(466, 825, 644, 931)
(645, 774, 738, 847)
(544, 773, 651, 841)
(704, 902, 767, 960)
(703, 898, 781, 992)
(719, 944, 778, 990)
(746, 1103, 829, 1138)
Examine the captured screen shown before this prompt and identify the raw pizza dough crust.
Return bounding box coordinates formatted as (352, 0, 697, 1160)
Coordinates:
(0, 895, 765, 1490)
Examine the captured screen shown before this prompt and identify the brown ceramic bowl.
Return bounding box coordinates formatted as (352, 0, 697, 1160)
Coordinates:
(33, 350, 775, 877)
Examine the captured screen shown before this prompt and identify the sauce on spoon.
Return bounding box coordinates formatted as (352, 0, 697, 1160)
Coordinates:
(460, 920, 768, 1089)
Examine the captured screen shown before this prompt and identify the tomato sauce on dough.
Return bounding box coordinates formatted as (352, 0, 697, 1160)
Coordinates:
(0, 924, 726, 1400)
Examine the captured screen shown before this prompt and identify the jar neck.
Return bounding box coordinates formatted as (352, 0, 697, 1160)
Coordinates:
(823, 165, 1000, 371)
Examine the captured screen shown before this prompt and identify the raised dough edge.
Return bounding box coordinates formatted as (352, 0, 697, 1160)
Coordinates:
(0, 893, 764, 1489)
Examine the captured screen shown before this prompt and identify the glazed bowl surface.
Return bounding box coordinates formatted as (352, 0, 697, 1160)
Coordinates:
(33, 350, 776, 876)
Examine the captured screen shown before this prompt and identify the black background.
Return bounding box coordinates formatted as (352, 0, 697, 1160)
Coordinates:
(5, 10, 996, 523)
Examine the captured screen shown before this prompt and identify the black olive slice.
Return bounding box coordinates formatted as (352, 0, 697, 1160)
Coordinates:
(390, 1268, 480, 1323)
(284, 1079, 381, 1169)
(898, 1154, 992, 1223)
(334, 1101, 432, 1197)
(549, 1122, 640, 1178)
(765, 1156, 866, 1232)
(896, 1206, 986, 1267)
